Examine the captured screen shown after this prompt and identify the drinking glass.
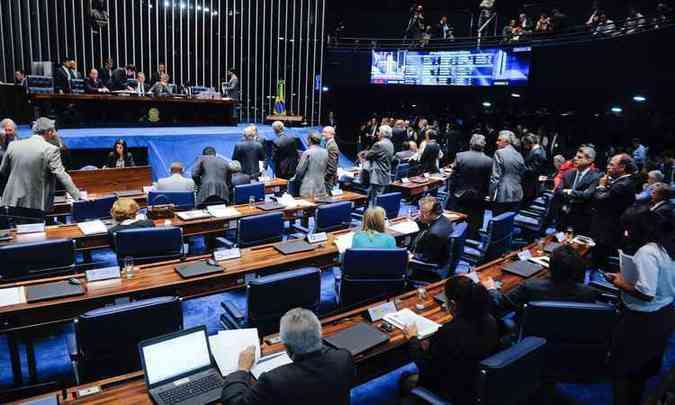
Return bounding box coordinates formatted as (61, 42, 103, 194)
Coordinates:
(123, 256, 134, 279)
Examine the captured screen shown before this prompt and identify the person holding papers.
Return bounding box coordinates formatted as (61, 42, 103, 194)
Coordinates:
(400, 276, 499, 405)
(221, 308, 354, 405)
(107, 198, 154, 237)
(352, 207, 396, 249)
(605, 211, 675, 405)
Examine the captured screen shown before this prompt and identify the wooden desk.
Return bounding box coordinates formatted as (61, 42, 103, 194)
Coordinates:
(390, 175, 446, 199)
(70, 166, 153, 194)
(18, 239, 591, 404)
(30, 93, 236, 128)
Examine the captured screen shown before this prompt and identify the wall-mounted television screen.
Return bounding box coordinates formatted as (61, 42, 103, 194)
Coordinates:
(370, 47, 531, 87)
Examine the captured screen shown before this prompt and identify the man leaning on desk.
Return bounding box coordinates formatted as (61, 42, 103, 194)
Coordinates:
(221, 308, 354, 405)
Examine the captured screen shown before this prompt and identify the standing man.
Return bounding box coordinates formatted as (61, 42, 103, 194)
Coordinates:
(323, 126, 340, 194)
(521, 134, 547, 204)
(0, 118, 18, 195)
(362, 125, 394, 206)
(99, 59, 115, 87)
(223, 68, 240, 101)
(631, 137, 648, 171)
(154, 162, 195, 192)
(0, 117, 82, 211)
(271, 121, 298, 180)
(149, 63, 167, 87)
(54, 57, 75, 93)
(556, 146, 602, 235)
(590, 153, 637, 270)
(448, 134, 493, 239)
(489, 130, 526, 216)
(14, 70, 26, 85)
(232, 126, 266, 178)
(391, 120, 408, 152)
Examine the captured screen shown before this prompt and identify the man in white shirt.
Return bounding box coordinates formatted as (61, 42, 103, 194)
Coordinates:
(154, 162, 195, 192)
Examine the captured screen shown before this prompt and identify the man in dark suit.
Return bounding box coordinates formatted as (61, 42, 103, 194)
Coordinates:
(99, 59, 114, 87)
(522, 134, 547, 204)
(149, 63, 167, 87)
(410, 196, 454, 266)
(650, 183, 675, 221)
(448, 134, 493, 239)
(232, 126, 266, 178)
(590, 153, 637, 270)
(391, 120, 408, 152)
(270, 121, 298, 180)
(192, 146, 231, 207)
(54, 58, 76, 93)
(323, 126, 340, 193)
(109, 65, 132, 91)
(418, 130, 442, 173)
(556, 146, 602, 235)
(223, 68, 240, 101)
(221, 308, 354, 405)
(84, 69, 109, 93)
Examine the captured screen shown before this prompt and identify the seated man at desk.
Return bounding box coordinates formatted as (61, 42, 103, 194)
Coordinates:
(107, 198, 155, 237)
(84, 68, 110, 93)
(409, 196, 453, 265)
(154, 161, 195, 192)
(149, 73, 173, 96)
(222, 308, 354, 404)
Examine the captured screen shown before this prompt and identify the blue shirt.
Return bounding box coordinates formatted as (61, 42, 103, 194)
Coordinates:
(623, 243, 675, 312)
(352, 230, 396, 249)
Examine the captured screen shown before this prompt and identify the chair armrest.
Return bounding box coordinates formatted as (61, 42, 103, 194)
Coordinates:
(409, 387, 452, 405)
(221, 300, 244, 321)
(292, 224, 311, 234)
(518, 210, 542, 218)
(409, 258, 439, 269)
(216, 237, 236, 249)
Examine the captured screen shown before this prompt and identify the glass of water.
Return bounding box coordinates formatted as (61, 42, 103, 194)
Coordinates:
(249, 195, 256, 208)
(123, 256, 134, 279)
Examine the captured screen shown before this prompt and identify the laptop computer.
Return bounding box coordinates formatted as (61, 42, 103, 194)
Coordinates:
(502, 260, 544, 278)
(139, 326, 225, 405)
(273, 239, 317, 255)
(323, 322, 390, 356)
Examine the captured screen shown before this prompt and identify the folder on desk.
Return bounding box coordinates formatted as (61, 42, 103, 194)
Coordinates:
(273, 239, 317, 255)
(25, 281, 85, 303)
(502, 260, 544, 278)
(323, 322, 390, 356)
(257, 201, 285, 211)
(176, 261, 222, 278)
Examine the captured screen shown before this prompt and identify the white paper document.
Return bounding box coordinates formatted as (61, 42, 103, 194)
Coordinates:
(77, 220, 108, 235)
(207, 205, 241, 219)
(209, 329, 261, 376)
(251, 352, 293, 379)
(388, 220, 420, 236)
(176, 210, 212, 221)
(0, 287, 26, 307)
(383, 308, 440, 339)
(334, 232, 354, 254)
(619, 250, 639, 285)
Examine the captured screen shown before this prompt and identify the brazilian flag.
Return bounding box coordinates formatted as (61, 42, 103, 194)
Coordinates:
(274, 80, 286, 116)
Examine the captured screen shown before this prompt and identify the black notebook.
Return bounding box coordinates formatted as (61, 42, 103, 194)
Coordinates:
(273, 239, 317, 255)
(25, 281, 86, 303)
(324, 322, 390, 356)
(176, 261, 222, 278)
(502, 260, 544, 278)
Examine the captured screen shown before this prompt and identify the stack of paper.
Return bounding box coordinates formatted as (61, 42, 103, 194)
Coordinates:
(77, 220, 108, 235)
(0, 287, 26, 307)
(334, 232, 354, 254)
(388, 220, 420, 236)
(619, 250, 639, 285)
(176, 210, 212, 221)
(207, 205, 241, 219)
(383, 308, 440, 339)
(251, 352, 293, 379)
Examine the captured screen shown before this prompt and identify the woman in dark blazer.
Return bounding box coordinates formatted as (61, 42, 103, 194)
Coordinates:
(105, 139, 135, 168)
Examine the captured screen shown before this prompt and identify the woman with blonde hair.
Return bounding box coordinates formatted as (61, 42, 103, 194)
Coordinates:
(107, 198, 155, 237)
(352, 206, 396, 249)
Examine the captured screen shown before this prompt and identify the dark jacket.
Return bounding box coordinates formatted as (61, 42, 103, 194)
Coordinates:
(652, 200, 675, 222)
(233, 140, 266, 178)
(494, 279, 600, 317)
(221, 347, 354, 405)
(109, 67, 129, 91)
(84, 78, 106, 93)
(107, 219, 155, 240)
(53, 65, 73, 93)
(449, 150, 493, 201)
(271, 133, 299, 180)
(365, 138, 394, 186)
(590, 175, 636, 247)
(192, 155, 230, 206)
(409, 315, 499, 405)
(419, 141, 441, 173)
(105, 152, 135, 168)
(523, 145, 547, 201)
(556, 168, 602, 232)
(391, 128, 408, 152)
(410, 214, 454, 265)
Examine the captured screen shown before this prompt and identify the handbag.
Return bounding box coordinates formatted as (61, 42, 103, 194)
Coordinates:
(147, 204, 175, 219)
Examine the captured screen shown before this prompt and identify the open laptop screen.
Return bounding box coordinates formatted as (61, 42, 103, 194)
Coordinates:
(141, 328, 212, 385)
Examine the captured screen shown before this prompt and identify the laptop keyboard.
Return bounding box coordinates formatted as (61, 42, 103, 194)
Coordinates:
(158, 374, 223, 404)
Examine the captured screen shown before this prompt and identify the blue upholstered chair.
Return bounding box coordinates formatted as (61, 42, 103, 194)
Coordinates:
(71, 296, 183, 383)
(352, 192, 402, 223)
(336, 248, 408, 308)
(462, 212, 516, 266)
(393, 162, 411, 181)
(147, 191, 195, 211)
(220, 267, 321, 337)
(410, 222, 469, 283)
(233, 183, 265, 205)
(72, 196, 117, 223)
(218, 212, 284, 248)
(514, 193, 555, 242)
(1, 206, 46, 226)
(113, 227, 184, 265)
(0, 239, 76, 281)
(519, 301, 619, 381)
(410, 336, 547, 405)
(292, 201, 353, 237)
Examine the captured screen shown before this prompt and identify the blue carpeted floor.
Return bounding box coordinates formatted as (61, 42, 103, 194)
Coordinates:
(3, 203, 675, 404)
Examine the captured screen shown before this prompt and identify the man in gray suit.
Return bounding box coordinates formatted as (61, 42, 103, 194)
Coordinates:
(489, 130, 526, 216)
(362, 125, 394, 206)
(295, 132, 328, 198)
(154, 161, 195, 192)
(323, 126, 340, 194)
(0, 117, 82, 212)
(192, 146, 231, 207)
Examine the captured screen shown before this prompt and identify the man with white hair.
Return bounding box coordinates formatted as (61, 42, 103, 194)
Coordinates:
(0, 118, 18, 195)
(489, 130, 526, 216)
(232, 125, 267, 178)
(222, 308, 354, 404)
(323, 126, 340, 193)
(1, 117, 82, 211)
(361, 125, 394, 206)
(153, 161, 195, 192)
(271, 121, 298, 179)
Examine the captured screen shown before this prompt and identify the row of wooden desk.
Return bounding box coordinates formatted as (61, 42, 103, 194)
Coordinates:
(340, 167, 450, 199)
(14, 236, 590, 404)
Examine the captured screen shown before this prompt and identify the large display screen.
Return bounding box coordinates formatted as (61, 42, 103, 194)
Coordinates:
(370, 47, 531, 87)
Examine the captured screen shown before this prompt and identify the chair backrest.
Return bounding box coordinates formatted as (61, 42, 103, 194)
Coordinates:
(71, 78, 85, 94)
(147, 191, 195, 211)
(233, 183, 265, 205)
(238, 212, 284, 247)
(2, 206, 46, 226)
(113, 227, 184, 265)
(447, 222, 469, 273)
(315, 201, 352, 233)
(75, 296, 182, 382)
(0, 239, 76, 281)
(247, 267, 321, 337)
(375, 192, 402, 220)
(395, 162, 410, 181)
(477, 336, 547, 405)
(26, 75, 54, 94)
(519, 301, 619, 381)
(483, 211, 516, 261)
(340, 248, 408, 307)
(72, 196, 117, 223)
